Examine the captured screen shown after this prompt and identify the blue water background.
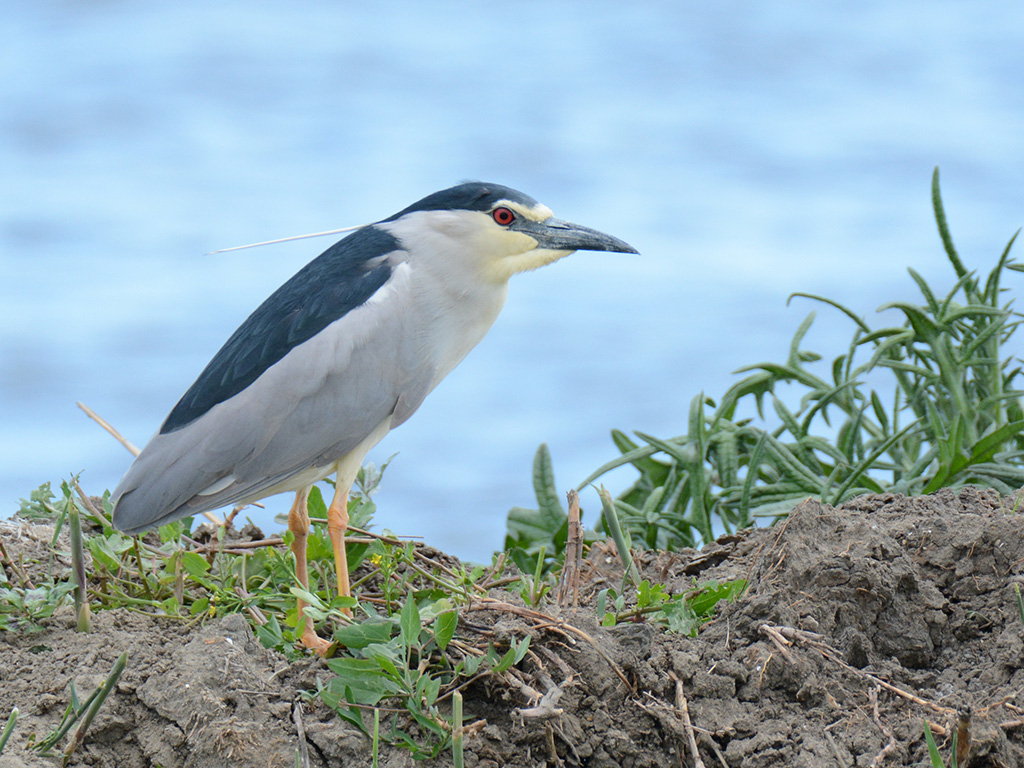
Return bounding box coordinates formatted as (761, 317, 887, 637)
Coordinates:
(3, 2, 1022, 560)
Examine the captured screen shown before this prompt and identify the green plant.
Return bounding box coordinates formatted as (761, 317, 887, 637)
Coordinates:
(29, 652, 127, 766)
(923, 717, 960, 768)
(513, 545, 553, 608)
(1, 485, 80, 633)
(0, 708, 18, 756)
(596, 577, 746, 635)
(0, 577, 77, 634)
(452, 690, 464, 768)
(504, 444, 570, 573)
(598, 486, 641, 588)
(316, 588, 528, 759)
(312, 531, 526, 756)
(16, 482, 59, 520)
(4, 466, 385, 653)
(66, 481, 91, 633)
(569, 168, 1024, 550)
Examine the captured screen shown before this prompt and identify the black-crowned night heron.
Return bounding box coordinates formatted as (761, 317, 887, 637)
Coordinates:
(111, 182, 637, 653)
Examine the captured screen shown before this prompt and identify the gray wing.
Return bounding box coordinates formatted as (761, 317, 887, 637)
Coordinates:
(112, 260, 436, 533)
(162, 225, 402, 432)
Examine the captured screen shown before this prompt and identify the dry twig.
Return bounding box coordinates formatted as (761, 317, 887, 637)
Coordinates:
(77, 401, 140, 457)
(557, 489, 583, 609)
(515, 673, 566, 720)
(0, 537, 34, 589)
(468, 598, 632, 691)
(292, 700, 310, 768)
(758, 623, 797, 664)
(669, 671, 706, 768)
(956, 707, 971, 768)
(764, 624, 955, 716)
(868, 685, 896, 768)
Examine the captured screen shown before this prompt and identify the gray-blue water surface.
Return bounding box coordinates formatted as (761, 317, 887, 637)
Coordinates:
(3, 2, 1022, 561)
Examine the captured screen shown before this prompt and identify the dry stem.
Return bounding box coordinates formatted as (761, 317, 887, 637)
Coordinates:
(468, 598, 632, 690)
(763, 624, 955, 716)
(557, 489, 583, 609)
(669, 671, 706, 768)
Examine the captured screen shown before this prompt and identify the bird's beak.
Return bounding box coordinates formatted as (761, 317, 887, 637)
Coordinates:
(517, 217, 638, 254)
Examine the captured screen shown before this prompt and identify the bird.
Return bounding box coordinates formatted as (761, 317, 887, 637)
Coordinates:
(111, 181, 638, 653)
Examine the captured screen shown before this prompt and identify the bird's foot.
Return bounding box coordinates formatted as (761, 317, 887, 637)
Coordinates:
(299, 624, 334, 657)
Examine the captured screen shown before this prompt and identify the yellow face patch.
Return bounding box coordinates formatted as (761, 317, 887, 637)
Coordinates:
(478, 200, 576, 280)
(378, 203, 575, 285)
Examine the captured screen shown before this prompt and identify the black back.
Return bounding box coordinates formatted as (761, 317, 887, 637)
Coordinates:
(161, 225, 400, 433)
(159, 182, 534, 433)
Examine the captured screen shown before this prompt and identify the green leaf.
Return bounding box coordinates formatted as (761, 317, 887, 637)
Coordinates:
(789, 292, 871, 333)
(922, 718, 945, 768)
(577, 440, 665, 491)
(507, 546, 536, 576)
(662, 599, 701, 636)
(308, 485, 328, 519)
(688, 579, 747, 617)
(323, 659, 398, 706)
(612, 429, 671, 484)
(158, 519, 186, 544)
(492, 636, 530, 673)
(370, 647, 402, 680)
(533, 443, 565, 519)
(870, 390, 890, 435)
(86, 533, 131, 573)
(969, 420, 1024, 464)
(787, 312, 817, 367)
(254, 614, 284, 649)
(512, 635, 531, 664)
(505, 507, 567, 551)
(880, 301, 939, 341)
(399, 598, 421, 649)
(419, 674, 441, 709)
(460, 654, 484, 677)
(17, 482, 57, 520)
(332, 618, 394, 649)
(331, 702, 368, 734)
(433, 610, 457, 652)
(190, 597, 209, 617)
(599, 487, 640, 587)
(180, 551, 212, 580)
(932, 166, 968, 279)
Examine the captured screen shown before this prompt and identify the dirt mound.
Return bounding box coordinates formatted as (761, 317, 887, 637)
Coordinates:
(3, 487, 1024, 766)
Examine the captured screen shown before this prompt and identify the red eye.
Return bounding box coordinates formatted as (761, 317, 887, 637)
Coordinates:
(492, 207, 515, 226)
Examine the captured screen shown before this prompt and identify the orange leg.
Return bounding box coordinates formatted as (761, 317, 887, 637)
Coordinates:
(288, 488, 331, 655)
(326, 482, 353, 617)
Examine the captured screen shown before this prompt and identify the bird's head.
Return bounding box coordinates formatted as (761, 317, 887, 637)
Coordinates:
(380, 182, 638, 283)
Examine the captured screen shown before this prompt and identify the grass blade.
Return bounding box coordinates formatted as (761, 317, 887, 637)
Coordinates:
(0, 708, 18, 755)
(452, 690, 464, 768)
(69, 494, 91, 633)
(62, 652, 127, 766)
(599, 487, 640, 587)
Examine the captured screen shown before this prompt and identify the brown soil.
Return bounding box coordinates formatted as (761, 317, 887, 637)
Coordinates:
(3, 487, 1024, 767)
